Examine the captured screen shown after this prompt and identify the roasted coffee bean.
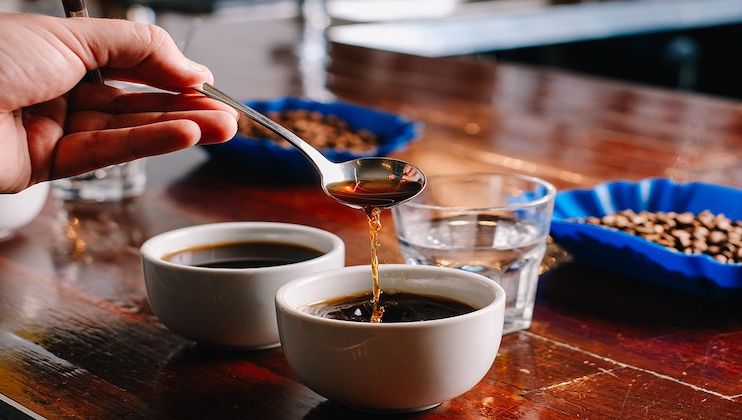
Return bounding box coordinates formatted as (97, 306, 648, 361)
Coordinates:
(692, 240, 708, 252)
(692, 226, 709, 239)
(676, 212, 695, 225)
(717, 218, 732, 231)
(709, 231, 726, 244)
(575, 210, 741, 264)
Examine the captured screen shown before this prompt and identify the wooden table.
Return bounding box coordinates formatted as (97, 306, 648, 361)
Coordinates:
(1, 15, 741, 419)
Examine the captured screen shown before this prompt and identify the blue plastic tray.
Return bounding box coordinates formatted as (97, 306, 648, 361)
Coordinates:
(550, 178, 742, 299)
(202, 97, 420, 179)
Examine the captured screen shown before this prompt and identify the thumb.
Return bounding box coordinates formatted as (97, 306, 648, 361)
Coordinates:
(60, 16, 212, 90)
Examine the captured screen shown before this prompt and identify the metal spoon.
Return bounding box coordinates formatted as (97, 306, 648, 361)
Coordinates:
(194, 83, 426, 209)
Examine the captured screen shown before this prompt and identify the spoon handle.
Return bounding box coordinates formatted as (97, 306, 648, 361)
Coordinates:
(194, 83, 336, 177)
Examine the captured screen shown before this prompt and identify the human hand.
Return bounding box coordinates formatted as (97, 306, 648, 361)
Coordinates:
(0, 12, 238, 193)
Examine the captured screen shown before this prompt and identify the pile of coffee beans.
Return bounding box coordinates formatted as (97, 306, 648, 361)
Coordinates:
(238, 110, 378, 153)
(580, 210, 742, 264)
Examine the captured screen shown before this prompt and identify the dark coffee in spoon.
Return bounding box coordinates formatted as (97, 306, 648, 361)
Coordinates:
(163, 241, 324, 269)
(304, 290, 476, 323)
(325, 179, 424, 208)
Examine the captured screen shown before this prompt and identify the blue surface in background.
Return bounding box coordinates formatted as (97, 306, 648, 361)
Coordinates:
(202, 97, 421, 179)
(550, 179, 742, 299)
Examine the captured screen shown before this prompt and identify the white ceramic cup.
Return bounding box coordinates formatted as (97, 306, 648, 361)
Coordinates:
(141, 222, 345, 349)
(276, 264, 505, 412)
(0, 182, 50, 241)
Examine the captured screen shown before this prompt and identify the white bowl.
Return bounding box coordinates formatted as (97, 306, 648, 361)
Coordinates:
(141, 222, 345, 349)
(276, 264, 505, 412)
(0, 182, 50, 240)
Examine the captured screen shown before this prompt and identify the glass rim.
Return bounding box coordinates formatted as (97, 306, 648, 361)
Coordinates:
(399, 172, 557, 212)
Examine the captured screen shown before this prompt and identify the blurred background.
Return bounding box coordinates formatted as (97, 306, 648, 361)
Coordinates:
(2, 0, 741, 99)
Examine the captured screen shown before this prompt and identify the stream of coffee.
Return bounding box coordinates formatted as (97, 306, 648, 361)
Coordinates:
(366, 206, 383, 323)
(326, 179, 423, 323)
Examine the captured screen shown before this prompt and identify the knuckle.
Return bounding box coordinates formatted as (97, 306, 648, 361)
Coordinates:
(144, 23, 169, 49)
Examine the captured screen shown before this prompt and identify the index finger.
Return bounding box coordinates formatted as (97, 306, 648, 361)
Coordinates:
(60, 17, 212, 91)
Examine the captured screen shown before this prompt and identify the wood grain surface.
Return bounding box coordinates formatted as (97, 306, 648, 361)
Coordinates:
(0, 14, 740, 419)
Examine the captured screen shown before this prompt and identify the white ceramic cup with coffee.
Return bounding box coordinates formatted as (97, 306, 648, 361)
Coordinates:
(141, 222, 345, 349)
(276, 264, 505, 412)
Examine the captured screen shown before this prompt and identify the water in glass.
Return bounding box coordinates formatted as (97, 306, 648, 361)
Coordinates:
(396, 214, 545, 333)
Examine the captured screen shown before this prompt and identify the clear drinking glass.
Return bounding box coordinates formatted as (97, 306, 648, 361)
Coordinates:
(392, 173, 556, 334)
(52, 160, 146, 202)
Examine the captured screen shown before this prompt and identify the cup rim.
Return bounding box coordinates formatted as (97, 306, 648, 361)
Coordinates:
(398, 172, 556, 212)
(140, 221, 345, 273)
(275, 264, 505, 328)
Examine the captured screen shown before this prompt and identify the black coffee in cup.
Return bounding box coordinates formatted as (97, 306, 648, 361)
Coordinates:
(304, 290, 476, 323)
(163, 241, 324, 269)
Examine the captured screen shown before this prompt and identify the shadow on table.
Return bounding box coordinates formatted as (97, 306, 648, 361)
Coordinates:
(304, 400, 430, 420)
(163, 156, 340, 227)
(155, 343, 441, 419)
(170, 156, 319, 190)
(152, 343, 323, 418)
(166, 156, 321, 206)
(536, 261, 742, 329)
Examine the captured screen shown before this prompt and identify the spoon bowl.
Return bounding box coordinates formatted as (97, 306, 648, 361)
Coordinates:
(324, 157, 426, 209)
(195, 84, 426, 209)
